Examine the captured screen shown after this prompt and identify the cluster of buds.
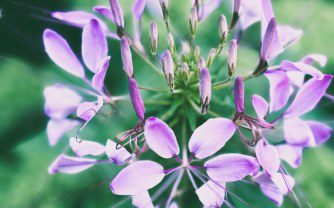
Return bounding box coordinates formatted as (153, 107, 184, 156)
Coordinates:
(43, 0, 333, 207)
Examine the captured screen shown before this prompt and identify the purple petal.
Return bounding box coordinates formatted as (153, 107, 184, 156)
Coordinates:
(276, 144, 303, 168)
(44, 84, 82, 119)
(234, 76, 245, 113)
(254, 172, 283, 206)
(204, 153, 259, 182)
(121, 37, 134, 78)
(238, 0, 262, 30)
(110, 160, 164, 195)
(280, 60, 324, 80)
(286, 71, 305, 87)
(93, 6, 115, 23)
(302, 54, 327, 67)
(47, 119, 79, 146)
(76, 96, 104, 121)
(255, 139, 280, 176)
(195, 180, 226, 207)
(306, 121, 332, 146)
(82, 19, 108, 73)
(271, 172, 295, 195)
(277, 25, 303, 49)
(284, 75, 333, 117)
(260, 18, 282, 61)
(128, 78, 145, 120)
(198, 0, 222, 21)
(48, 154, 96, 174)
(189, 118, 237, 159)
(132, 0, 147, 20)
(132, 191, 154, 208)
(92, 56, 111, 91)
(251, 95, 269, 119)
(69, 137, 105, 157)
(106, 139, 132, 164)
(283, 117, 314, 146)
(261, 0, 275, 21)
(109, 0, 125, 28)
(264, 70, 290, 112)
(144, 117, 180, 158)
(43, 29, 85, 78)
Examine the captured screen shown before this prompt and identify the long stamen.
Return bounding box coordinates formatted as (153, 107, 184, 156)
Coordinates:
(165, 169, 184, 207)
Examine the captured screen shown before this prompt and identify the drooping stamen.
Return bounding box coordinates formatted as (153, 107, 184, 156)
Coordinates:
(115, 121, 145, 153)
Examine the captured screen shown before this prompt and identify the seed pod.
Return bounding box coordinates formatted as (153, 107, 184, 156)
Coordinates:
(227, 39, 238, 77)
(150, 21, 159, 56)
(120, 36, 133, 78)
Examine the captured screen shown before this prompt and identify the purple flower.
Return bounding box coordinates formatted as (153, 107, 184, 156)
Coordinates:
(43, 19, 113, 145)
(110, 117, 258, 207)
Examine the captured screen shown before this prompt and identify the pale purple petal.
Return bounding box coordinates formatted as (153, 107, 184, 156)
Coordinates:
(199, 0, 222, 21)
(261, 0, 275, 21)
(276, 144, 303, 168)
(109, 0, 125, 28)
(106, 139, 132, 164)
(48, 154, 97, 174)
(306, 121, 332, 146)
(43, 29, 85, 78)
(271, 172, 295, 195)
(44, 84, 82, 119)
(69, 137, 105, 157)
(284, 75, 333, 117)
(255, 139, 280, 176)
(93, 6, 115, 23)
(189, 118, 237, 159)
(92, 56, 111, 91)
(251, 95, 269, 119)
(264, 70, 290, 112)
(234, 76, 245, 113)
(204, 153, 259, 182)
(144, 117, 180, 158)
(254, 172, 283, 206)
(280, 60, 324, 80)
(277, 25, 303, 49)
(283, 117, 314, 146)
(238, 0, 262, 30)
(76, 96, 104, 121)
(286, 71, 305, 87)
(195, 180, 225, 207)
(82, 19, 108, 73)
(132, 0, 147, 20)
(47, 119, 80, 146)
(302, 54, 327, 67)
(51, 11, 110, 34)
(110, 161, 165, 195)
(132, 191, 154, 208)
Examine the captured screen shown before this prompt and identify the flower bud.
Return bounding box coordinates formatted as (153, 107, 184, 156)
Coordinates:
(128, 78, 145, 120)
(194, 46, 200, 62)
(161, 50, 174, 90)
(150, 21, 158, 56)
(167, 33, 176, 56)
(182, 62, 189, 73)
(120, 36, 133, 78)
(109, 0, 124, 28)
(227, 39, 238, 77)
(219, 15, 228, 43)
(233, 0, 241, 14)
(189, 7, 198, 36)
(260, 18, 278, 61)
(198, 57, 206, 69)
(207, 48, 217, 68)
(160, 0, 169, 20)
(199, 67, 211, 114)
(234, 76, 244, 113)
(229, 0, 241, 30)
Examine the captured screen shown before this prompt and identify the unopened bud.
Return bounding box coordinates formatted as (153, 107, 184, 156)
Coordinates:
(150, 21, 158, 55)
(207, 48, 217, 68)
(167, 33, 176, 56)
(260, 18, 277, 62)
(229, 0, 241, 30)
(227, 39, 238, 77)
(199, 67, 211, 114)
(160, 0, 169, 25)
(161, 50, 174, 90)
(189, 7, 198, 35)
(194, 46, 200, 62)
(120, 36, 133, 78)
(198, 57, 206, 69)
(219, 15, 228, 43)
(182, 62, 189, 73)
(109, 0, 124, 28)
(128, 78, 145, 120)
(234, 76, 244, 113)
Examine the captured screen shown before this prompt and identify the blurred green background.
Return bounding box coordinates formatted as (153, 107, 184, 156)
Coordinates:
(0, 0, 333, 207)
